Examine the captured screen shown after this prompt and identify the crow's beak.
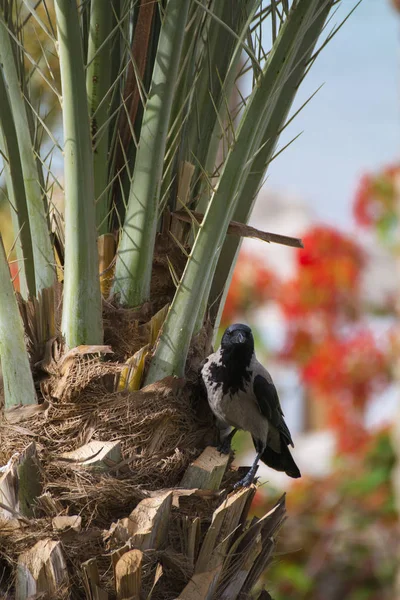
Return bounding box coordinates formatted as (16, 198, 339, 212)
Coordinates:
(234, 332, 245, 344)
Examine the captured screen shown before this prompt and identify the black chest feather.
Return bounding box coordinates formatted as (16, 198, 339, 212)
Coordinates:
(208, 348, 252, 396)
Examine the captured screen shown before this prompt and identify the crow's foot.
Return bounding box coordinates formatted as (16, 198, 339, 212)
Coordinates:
(233, 472, 256, 489)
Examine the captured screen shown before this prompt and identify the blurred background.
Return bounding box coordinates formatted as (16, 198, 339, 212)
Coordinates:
(1, 0, 399, 598)
(219, 0, 400, 598)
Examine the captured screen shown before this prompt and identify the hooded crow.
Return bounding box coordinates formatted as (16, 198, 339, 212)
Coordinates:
(201, 323, 301, 487)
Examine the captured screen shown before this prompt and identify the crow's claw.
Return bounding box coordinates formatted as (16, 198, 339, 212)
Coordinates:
(233, 473, 255, 489)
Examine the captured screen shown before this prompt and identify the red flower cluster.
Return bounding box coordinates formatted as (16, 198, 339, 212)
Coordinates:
(278, 225, 390, 453)
(354, 164, 400, 230)
(302, 331, 388, 406)
(326, 396, 371, 454)
(222, 251, 278, 323)
(282, 326, 389, 453)
(280, 226, 364, 319)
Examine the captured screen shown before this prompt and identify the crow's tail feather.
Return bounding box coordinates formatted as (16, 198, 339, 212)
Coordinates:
(261, 442, 301, 479)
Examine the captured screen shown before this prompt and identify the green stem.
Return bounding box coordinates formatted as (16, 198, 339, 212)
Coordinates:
(0, 235, 37, 409)
(112, 0, 191, 307)
(194, 250, 218, 333)
(86, 0, 114, 235)
(55, 0, 103, 347)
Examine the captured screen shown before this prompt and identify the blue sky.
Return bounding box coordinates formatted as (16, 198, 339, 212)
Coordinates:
(265, 0, 399, 229)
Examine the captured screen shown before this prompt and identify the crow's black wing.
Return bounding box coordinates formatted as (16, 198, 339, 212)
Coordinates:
(253, 374, 294, 447)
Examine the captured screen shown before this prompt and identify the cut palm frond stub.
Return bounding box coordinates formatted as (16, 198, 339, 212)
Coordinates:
(172, 210, 304, 248)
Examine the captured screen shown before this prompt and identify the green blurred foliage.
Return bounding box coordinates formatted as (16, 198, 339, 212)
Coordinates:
(263, 430, 398, 600)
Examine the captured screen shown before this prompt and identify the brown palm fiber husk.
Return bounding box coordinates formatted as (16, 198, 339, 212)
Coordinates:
(0, 289, 220, 598)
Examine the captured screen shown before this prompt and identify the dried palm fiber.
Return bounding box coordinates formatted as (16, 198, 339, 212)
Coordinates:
(0, 348, 220, 596)
(0, 445, 238, 598)
(0, 502, 189, 593)
(0, 352, 217, 514)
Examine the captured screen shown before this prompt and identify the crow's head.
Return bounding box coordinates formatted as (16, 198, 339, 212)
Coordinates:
(221, 323, 254, 353)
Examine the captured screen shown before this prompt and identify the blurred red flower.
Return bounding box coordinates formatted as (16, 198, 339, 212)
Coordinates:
(280, 226, 364, 319)
(302, 331, 388, 404)
(354, 164, 400, 232)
